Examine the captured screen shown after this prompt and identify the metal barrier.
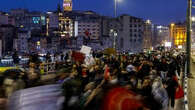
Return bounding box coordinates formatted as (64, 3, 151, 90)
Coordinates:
(1, 59, 14, 66)
(39, 62, 56, 74)
(0, 58, 29, 67)
(184, 63, 189, 110)
(20, 58, 29, 64)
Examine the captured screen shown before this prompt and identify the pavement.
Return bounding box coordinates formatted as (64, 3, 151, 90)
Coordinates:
(188, 61, 195, 110)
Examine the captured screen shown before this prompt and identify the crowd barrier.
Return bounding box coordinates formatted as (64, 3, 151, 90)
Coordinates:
(0, 58, 29, 66)
(184, 63, 189, 110)
(39, 62, 56, 74)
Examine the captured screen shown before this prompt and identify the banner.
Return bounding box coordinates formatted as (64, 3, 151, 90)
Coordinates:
(84, 55, 95, 66)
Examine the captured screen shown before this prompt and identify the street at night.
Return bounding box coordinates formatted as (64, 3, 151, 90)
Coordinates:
(0, 0, 194, 110)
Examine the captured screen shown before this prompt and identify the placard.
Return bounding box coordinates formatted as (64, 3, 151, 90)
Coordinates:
(80, 45, 91, 55)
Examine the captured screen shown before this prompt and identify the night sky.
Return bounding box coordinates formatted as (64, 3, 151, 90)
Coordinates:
(0, 0, 188, 25)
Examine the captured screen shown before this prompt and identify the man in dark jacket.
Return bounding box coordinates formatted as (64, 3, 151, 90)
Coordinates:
(165, 77, 178, 109)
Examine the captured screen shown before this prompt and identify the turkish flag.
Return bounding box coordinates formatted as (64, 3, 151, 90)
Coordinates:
(101, 87, 144, 110)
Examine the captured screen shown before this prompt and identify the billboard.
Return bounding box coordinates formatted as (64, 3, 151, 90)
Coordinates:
(63, 0, 72, 11)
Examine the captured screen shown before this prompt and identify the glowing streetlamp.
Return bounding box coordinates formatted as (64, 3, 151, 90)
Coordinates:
(110, 29, 118, 49)
(146, 19, 151, 24)
(192, 16, 195, 22)
(171, 23, 175, 27)
(114, 0, 122, 17)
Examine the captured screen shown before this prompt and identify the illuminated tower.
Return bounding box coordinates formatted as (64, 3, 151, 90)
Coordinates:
(63, 0, 72, 11)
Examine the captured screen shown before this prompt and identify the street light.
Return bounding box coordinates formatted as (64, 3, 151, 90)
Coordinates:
(171, 23, 175, 27)
(146, 19, 151, 24)
(114, 0, 117, 17)
(114, 32, 117, 49)
(114, 0, 122, 17)
(192, 16, 195, 22)
(186, 0, 192, 77)
(110, 29, 117, 49)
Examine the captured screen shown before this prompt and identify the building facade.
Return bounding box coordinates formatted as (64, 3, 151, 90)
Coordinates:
(10, 9, 46, 30)
(169, 22, 186, 48)
(0, 12, 15, 26)
(155, 25, 170, 47)
(47, 12, 59, 29)
(17, 30, 31, 53)
(143, 20, 152, 50)
(0, 25, 17, 55)
(77, 11, 101, 40)
(114, 15, 144, 52)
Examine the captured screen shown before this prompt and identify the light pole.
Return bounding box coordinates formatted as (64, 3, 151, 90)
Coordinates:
(113, 0, 120, 50)
(110, 29, 117, 49)
(114, 0, 117, 17)
(114, 31, 117, 49)
(114, 0, 122, 17)
(186, 0, 192, 76)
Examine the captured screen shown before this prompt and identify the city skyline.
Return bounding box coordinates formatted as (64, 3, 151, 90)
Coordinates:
(0, 0, 188, 25)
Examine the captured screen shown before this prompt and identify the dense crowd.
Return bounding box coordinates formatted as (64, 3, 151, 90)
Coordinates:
(57, 50, 185, 110)
(0, 49, 186, 110)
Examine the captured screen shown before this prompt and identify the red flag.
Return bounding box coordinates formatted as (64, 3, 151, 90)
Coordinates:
(85, 30, 90, 36)
(82, 69, 87, 77)
(102, 87, 144, 110)
(72, 51, 85, 63)
(173, 76, 178, 83)
(104, 65, 110, 80)
(175, 85, 184, 99)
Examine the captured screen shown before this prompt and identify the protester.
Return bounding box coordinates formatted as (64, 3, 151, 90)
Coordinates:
(0, 49, 186, 110)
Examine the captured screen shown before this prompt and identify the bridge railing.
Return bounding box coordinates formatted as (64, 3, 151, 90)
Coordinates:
(184, 62, 189, 110)
(39, 62, 56, 74)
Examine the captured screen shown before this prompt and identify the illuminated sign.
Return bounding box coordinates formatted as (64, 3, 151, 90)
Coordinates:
(63, 3, 71, 7)
(32, 17, 40, 24)
(63, 0, 72, 11)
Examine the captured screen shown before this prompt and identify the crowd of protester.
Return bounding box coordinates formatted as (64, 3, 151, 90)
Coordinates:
(0, 49, 186, 110)
(57, 49, 185, 110)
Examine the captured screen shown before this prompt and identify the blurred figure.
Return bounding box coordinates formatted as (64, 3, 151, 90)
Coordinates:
(12, 51, 20, 66)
